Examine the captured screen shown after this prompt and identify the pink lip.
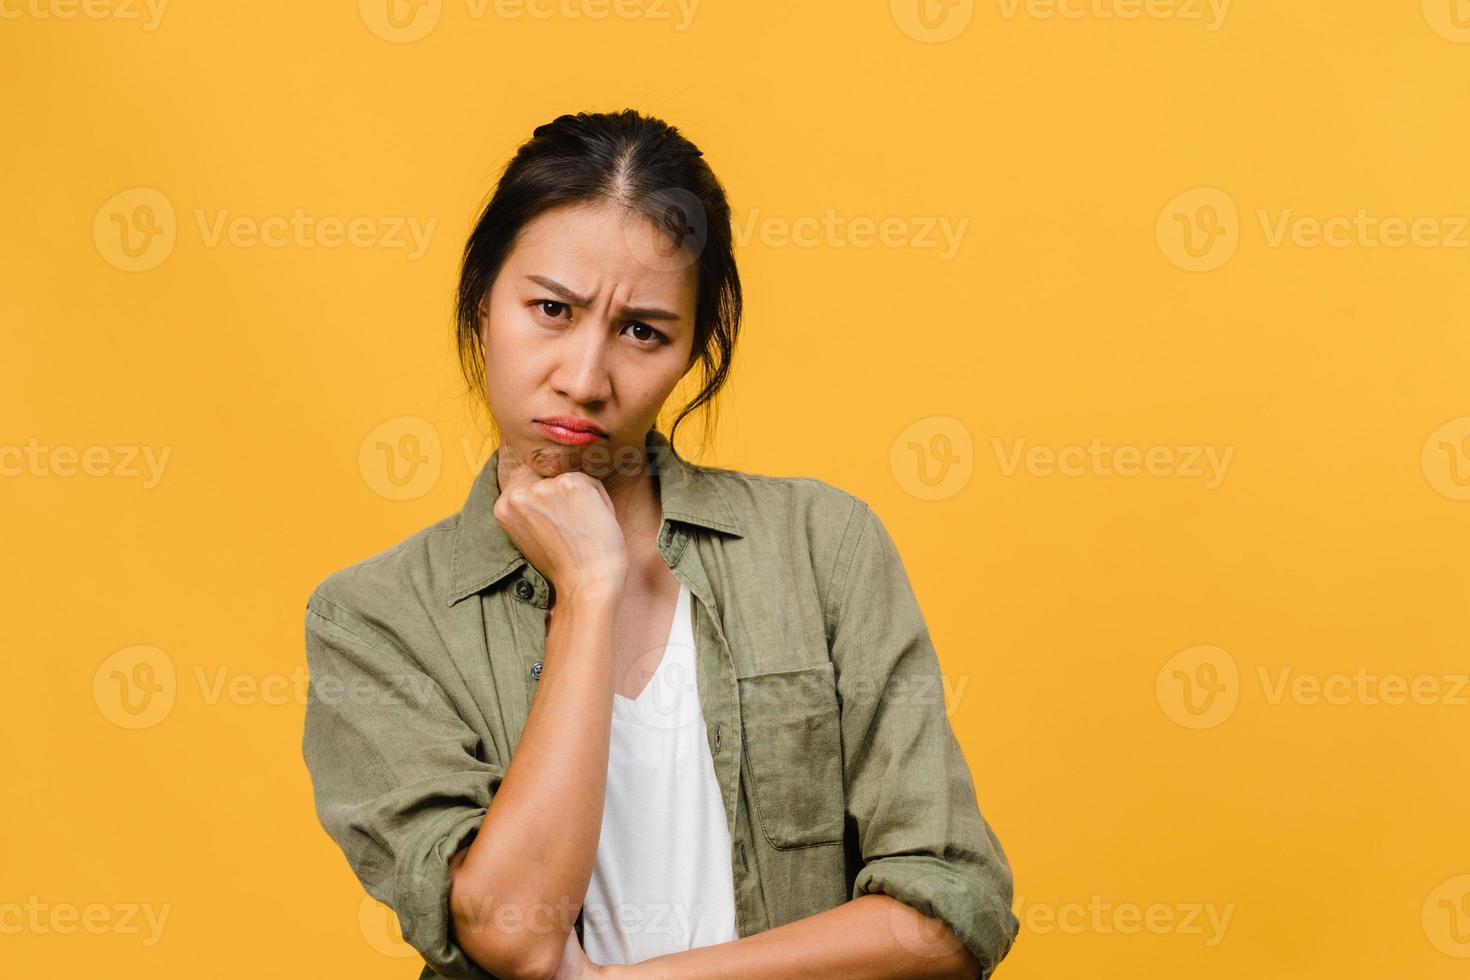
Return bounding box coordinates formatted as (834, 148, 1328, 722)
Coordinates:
(534, 416, 608, 446)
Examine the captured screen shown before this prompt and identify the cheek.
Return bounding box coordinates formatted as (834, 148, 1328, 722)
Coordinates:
(483, 303, 542, 368)
(625, 354, 690, 403)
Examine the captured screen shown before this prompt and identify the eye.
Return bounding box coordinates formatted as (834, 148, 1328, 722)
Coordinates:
(624, 321, 668, 345)
(533, 300, 571, 320)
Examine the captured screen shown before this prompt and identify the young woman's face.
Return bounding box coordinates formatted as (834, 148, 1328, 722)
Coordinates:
(479, 199, 700, 479)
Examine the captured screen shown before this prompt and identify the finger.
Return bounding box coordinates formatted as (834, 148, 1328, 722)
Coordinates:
(495, 442, 543, 498)
(583, 473, 617, 515)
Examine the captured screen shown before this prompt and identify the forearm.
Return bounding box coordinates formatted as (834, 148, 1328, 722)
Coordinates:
(606, 894, 982, 980)
(449, 584, 620, 976)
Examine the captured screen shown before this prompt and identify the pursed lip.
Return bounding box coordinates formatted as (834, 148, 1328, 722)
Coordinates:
(534, 415, 609, 437)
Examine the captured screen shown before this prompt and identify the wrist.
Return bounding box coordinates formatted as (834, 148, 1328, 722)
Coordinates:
(560, 577, 623, 609)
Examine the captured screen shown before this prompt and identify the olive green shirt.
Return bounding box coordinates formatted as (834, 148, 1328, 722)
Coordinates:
(301, 429, 1019, 979)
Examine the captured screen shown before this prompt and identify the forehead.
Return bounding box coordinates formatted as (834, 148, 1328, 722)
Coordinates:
(504, 200, 697, 304)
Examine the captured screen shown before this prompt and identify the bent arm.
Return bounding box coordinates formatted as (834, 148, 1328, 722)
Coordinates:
(602, 893, 980, 979)
(449, 584, 621, 979)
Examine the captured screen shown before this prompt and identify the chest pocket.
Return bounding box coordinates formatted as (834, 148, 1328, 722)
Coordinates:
(737, 660, 846, 849)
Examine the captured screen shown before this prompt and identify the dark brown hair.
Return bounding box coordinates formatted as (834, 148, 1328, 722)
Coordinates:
(455, 109, 742, 460)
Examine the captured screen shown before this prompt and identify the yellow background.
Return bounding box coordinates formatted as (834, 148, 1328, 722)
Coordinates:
(4, 0, 1468, 976)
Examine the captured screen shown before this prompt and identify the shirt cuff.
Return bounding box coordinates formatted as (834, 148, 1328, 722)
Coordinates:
(852, 853, 1019, 979)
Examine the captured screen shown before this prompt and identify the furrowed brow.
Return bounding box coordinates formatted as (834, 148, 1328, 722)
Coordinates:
(525, 275, 680, 322)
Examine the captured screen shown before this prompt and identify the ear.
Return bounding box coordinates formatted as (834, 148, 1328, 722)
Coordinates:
(477, 296, 490, 346)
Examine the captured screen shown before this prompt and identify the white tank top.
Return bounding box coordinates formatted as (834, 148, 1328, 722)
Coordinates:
(580, 581, 740, 965)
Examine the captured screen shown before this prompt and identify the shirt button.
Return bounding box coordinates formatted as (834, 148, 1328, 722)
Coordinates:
(530, 660, 543, 680)
(515, 579, 534, 600)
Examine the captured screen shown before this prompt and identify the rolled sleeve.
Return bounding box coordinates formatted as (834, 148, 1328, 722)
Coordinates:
(301, 589, 503, 980)
(829, 500, 1019, 978)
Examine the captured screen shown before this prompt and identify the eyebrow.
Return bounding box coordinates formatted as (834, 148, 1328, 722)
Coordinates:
(524, 275, 682, 322)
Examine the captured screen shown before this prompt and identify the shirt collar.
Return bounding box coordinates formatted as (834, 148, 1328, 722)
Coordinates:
(446, 427, 744, 606)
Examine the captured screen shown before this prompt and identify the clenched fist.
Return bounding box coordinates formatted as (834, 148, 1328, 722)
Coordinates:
(493, 442, 629, 604)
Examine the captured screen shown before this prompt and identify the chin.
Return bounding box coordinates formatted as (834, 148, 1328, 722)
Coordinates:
(524, 445, 580, 476)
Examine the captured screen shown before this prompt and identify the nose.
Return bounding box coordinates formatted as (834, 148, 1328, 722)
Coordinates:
(551, 322, 613, 407)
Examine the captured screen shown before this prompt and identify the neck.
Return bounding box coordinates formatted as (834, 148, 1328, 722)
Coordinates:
(600, 451, 661, 540)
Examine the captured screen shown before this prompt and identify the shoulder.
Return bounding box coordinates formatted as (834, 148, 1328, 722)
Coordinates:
(696, 460, 872, 543)
(691, 461, 888, 608)
(305, 511, 460, 638)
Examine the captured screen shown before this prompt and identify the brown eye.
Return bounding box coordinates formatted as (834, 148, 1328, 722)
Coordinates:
(535, 300, 570, 319)
(624, 322, 665, 345)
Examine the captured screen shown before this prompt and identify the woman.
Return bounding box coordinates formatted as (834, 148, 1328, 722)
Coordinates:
(301, 109, 1018, 980)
